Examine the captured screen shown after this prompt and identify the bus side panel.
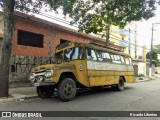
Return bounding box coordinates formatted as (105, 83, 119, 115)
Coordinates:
(87, 61, 135, 86)
(88, 70, 115, 86)
(114, 71, 128, 84)
(126, 65, 135, 83)
(70, 60, 90, 87)
(87, 61, 116, 87)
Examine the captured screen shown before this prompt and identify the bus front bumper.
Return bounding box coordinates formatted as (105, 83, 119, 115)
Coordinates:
(32, 82, 56, 87)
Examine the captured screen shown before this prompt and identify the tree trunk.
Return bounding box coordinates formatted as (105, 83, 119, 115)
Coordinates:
(0, 0, 15, 97)
(106, 24, 110, 45)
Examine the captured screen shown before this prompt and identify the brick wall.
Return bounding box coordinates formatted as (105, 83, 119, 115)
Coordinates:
(13, 17, 50, 57)
(52, 29, 91, 53)
(12, 17, 92, 57)
(10, 16, 93, 86)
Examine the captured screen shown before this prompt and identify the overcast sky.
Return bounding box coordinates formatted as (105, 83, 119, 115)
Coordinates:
(126, 6, 160, 50)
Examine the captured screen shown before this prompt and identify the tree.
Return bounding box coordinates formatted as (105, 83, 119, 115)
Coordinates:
(0, 0, 76, 97)
(153, 44, 160, 54)
(146, 51, 159, 67)
(69, 0, 157, 43)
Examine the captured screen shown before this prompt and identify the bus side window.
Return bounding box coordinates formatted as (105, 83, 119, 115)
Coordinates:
(125, 57, 130, 65)
(71, 47, 84, 60)
(96, 50, 103, 61)
(86, 48, 97, 61)
(120, 56, 125, 64)
(112, 55, 122, 64)
(102, 52, 111, 62)
(129, 57, 133, 65)
(78, 47, 84, 59)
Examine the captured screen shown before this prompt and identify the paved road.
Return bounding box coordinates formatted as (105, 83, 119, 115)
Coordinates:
(0, 79, 160, 120)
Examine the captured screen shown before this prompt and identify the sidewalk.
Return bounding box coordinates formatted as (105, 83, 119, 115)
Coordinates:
(0, 87, 37, 104)
(0, 74, 160, 104)
(135, 74, 160, 82)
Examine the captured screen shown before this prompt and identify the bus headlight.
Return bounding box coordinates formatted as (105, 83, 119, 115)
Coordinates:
(45, 70, 53, 78)
(29, 73, 35, 81)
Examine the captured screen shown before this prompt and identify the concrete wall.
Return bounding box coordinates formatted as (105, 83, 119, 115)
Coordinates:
(146, 63, 155, 76)
(155, 67, 160, 74)
(133, 60, 146, 76)
(157, 54, 160, 61)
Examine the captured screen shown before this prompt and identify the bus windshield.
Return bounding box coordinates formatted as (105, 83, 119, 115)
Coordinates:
(54, 51, 63, 64)
(64, 47, 84, 62)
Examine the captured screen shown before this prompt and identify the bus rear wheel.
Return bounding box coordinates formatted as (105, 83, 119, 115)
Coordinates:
(37, 86, 54, 98)
(58, 78, 77, 102)
(116, 77, 125, 91)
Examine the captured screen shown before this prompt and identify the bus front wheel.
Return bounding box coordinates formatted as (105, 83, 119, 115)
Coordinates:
(58, 78, 77, 102)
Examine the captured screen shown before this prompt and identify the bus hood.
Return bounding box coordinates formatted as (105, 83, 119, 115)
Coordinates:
(32, 64, 55, 72)
(31, 64, 75, 72)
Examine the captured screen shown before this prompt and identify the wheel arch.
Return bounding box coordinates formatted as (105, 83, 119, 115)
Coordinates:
(120, 76, 126, 82)
(58, 72, 77, 84)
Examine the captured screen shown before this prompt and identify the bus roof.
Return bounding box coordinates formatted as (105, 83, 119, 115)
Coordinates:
(56, 42, 130, 57)
(83, 43, 130, 57)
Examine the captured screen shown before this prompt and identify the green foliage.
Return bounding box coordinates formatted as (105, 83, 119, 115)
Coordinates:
(139, 77, 143, 80)
(69, 0, 157, 34)
(153, 44, 160, 54)
(146, 51, 159, 66)
(14, 0, 76, 15)
(138, 74, 144, 77)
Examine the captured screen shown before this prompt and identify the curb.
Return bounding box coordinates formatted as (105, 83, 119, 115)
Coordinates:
(0, 95, 38, 104)
(135, 76, 158, 83)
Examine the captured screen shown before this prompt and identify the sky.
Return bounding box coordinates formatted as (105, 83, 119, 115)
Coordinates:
(126, 6, 160, 50)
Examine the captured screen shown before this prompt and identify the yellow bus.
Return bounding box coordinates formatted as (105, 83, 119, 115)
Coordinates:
(29, 42, 135, 101)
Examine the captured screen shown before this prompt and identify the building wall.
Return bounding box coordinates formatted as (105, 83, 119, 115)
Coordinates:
(9, 16, 93, 84)
(52, 29, 90, 53)
(13, 17, 91, 57)
(13, 18, 50, 57)
(133, 61, 146, 76)
(157, 54, 160, 60)
(146, 63, 155, 76)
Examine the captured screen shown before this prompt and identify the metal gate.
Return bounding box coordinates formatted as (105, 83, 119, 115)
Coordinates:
(133, 65, 138, 77)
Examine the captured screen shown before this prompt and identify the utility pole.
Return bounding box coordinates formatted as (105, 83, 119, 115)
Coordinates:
(128, 28, 131, 55)
(149, 24, 154, 77)
(149, 23, 160, 77)
(135, 24, 137, 59)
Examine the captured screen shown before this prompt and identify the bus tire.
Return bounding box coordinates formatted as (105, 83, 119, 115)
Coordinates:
(116, 77, 125, 91)
(37, 86, 54, 98)
(58, 78, 77, 102)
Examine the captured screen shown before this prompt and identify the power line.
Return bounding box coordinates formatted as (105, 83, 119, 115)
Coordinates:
(109, 36, 149, 50)
(109, 33, 150, 50)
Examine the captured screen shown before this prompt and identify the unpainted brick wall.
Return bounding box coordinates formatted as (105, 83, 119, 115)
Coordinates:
(10, 17, 93, 85)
